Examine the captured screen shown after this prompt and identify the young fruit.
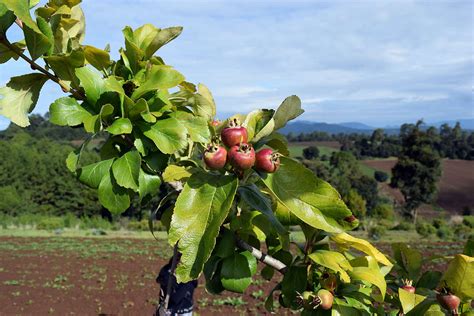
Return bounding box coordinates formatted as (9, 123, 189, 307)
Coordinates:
(436, 288, 460, 314)
(316, 289, 334, 310)
(221, 118, 248, 147)
(255, 148, 281, 173)
(210, 119, 220, 127)
(228, 143, 255, 170)
(344, 215, 357, 223)
(203, 144, 227, 170)
(401, 279, 416, 293)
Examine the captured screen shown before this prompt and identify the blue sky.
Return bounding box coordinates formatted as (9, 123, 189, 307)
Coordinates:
(1, 0, 472, 130)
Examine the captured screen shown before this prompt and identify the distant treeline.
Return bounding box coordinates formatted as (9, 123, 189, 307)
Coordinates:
(286, 122, 474, 160)
(0, 114, 155, 219)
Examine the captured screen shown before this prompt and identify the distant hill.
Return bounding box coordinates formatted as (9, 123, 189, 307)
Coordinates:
(280, 121, 374, 135)
(430, 119, 474, 130)
(338, 122, 375, 130)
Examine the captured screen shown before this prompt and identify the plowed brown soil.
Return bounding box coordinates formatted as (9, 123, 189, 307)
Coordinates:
(362, 159, 474, 214)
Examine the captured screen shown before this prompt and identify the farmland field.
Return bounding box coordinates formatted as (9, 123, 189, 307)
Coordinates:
(362, 159, 474, 213)
(0, 235, 464, 315)
(0, 236, 285, 315)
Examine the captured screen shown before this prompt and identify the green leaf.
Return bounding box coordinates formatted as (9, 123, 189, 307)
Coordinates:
(83, 114, 99, 133)
(0, 6, 15, 34)
(220, 251, 256, 293)
(331, 233, 392, 267)
(98, 170, 130, 215)
(243, 109, 275, 142)
(309, 250, 352, 283)
(106, 118, 132, 135)
(77, 158, 114, 189)
(398, 288, 427, 314)
(349, 257, 387, 299)
(0, 73, 48, 127)
(145, 26, 183, 58)
(44, 49, 85, 87)
(273, 95, 304, 131)
(36, 16, 53, 56)
(139, 117, 187, 154)
(168, 172, 238, 283)
(258, 132, 290, 156)
(0, 41, 25, 64)
(84, 45, 111, 71)
(238, 184, 289, 243)
(75, 66, 106, 105)
(3, 0, 51, 60)
(441, 254, 474, 300)
(162, 165, 192, 183)
(112, 150, 141, 191)
(260, 157, 351, 233)
(49, 96, 92, 126)
(214, 229, 236, 258)
(203, 255, 224, 294)
(192, 83, 216, 120)
(392, 243, 423, 280)
(138, 169, 161, 200)
(416, 271, 442, 290)
(131, 65, 184, 100)
(171, 111, 211, 143)
(280, 265, 308, 309)
(65, 150, 78, 172)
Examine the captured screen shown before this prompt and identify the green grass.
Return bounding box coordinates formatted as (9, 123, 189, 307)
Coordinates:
(0, 227, 167, 239)
(288, 145, 338, 158)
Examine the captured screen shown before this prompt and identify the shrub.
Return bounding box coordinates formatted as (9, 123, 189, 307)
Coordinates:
(79, 216, 113, 230)
(346, 189, 367, 218)
(462, 216, 474, 228)
(372, 203, 394, 220)
(320, 154, 329, 161)
(453, 224, 472, 241)
(36, 217, 64, 230)
(377, 219, 394, 229)
(432, 218, 447, 229)
(374, 170, 389, 183)
(369, 226, 386, 240)
(392, 221, 415, 231)
(436, 226, 453, 240)
(416, 222, 436, 237)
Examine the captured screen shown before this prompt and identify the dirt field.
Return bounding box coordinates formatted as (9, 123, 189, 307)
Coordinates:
(362, 159, 474, 214)
(0, 237, 283, 316)
(0, 236, 464, 315)
(288, 141, 341, 149)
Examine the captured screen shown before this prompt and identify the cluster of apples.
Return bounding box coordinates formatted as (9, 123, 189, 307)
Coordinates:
(203, 118, 281, 173)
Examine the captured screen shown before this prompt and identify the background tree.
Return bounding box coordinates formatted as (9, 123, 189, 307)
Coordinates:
(374, 170, 389, 183)
(302, 145, 319, 160)
(391, 120, 442, 222)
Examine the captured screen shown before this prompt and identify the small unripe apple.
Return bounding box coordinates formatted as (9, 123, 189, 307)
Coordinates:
(203, 144, 227, 170)
(228, 143, 255, 170)
(255, 148, 281, 173)
(221, 118, 248, 147)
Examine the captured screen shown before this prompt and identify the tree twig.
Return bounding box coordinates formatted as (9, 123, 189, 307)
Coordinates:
(0, 35, 84, 100)
(236, 237, 287, 274)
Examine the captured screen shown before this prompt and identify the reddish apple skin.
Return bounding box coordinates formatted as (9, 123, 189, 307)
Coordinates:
(221, 126, 248, 147)
(204, 146, 227, 170)
(317, 289, 334, 310)
(255, 148, 280, 173)
(436, 293, 460, 312)
(228, 143, 255, 170)
(401, 285, 416, 293)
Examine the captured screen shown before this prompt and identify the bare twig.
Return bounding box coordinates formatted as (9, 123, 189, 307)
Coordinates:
(236, 237, 287, 274)
(0, 29, 84, 100)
